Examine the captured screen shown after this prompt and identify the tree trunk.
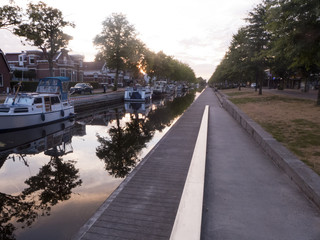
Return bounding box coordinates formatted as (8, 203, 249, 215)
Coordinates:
(48, 59, 54, 77)
(259, 81, 262, 95)
(317, 87, 320, 106)
(113, 68, 119, 91)
(257, 70, 262, 95)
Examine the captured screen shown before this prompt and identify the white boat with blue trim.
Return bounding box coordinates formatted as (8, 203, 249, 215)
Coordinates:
(0, 77, 75, 132)
(124, 85, 152, 102)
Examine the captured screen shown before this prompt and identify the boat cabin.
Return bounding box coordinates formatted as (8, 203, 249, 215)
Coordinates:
(36, 77, 70, 102)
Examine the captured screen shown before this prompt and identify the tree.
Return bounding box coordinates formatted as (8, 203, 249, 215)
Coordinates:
(245, 1, 271, 94)
(209, 28, 256, 88)
(0, 1, 21, 30)
(266, 0, 320, 103)
(94, 13, 141, 90)
(209, 1, 271, 92)
(145, 51, 196, 83)
(15, 2, 74, 77)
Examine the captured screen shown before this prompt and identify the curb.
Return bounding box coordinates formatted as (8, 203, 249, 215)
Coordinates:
(170, 105, 209, 240)
(215, 89, 320, 209)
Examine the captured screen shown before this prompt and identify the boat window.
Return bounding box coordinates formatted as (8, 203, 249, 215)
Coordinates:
(34, 98, 42, 104)
(14, 108, 28, 113)
(4, 97, 14, 105)
(17, 97, 33, 105)
(50, 96, 60, 105)
(37, 85, 59, 93)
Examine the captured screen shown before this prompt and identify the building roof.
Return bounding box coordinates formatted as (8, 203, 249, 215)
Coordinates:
(0, 49, 11, 72)
(83, 61, 105, 71)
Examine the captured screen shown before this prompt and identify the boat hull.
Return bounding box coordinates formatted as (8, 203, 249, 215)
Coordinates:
(0, 106, 74, 132)
(124, 88, 152, 102)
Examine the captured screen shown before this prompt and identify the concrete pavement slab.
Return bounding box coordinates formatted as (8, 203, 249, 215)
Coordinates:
(201, 88, 320, 240)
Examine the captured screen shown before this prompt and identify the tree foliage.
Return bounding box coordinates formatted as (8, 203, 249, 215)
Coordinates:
(0, 2, 21, 30)
(94, 13, 142, 90)
(14, 1, 74, 76)
(209, 0, 320, 104)
(95, 13, 196, 88)
(145, 50, 196, 83)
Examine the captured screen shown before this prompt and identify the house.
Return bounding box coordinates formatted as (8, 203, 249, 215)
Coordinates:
(83, 61, 108, 83)
(6, 49, 84, 82)
(0, 49, 11, 93)
(83, 61, 131, 86)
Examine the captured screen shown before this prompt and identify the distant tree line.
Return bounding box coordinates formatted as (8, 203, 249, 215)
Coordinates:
(208, 0, 320, 104)
(0, 2, 197, 91)
(94, 13, 197, 90)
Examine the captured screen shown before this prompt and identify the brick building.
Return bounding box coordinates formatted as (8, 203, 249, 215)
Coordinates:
(0, 49, 11, 93)
(6, 49, 84, 82)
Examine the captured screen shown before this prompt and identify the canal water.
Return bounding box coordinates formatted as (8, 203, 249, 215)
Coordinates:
(0, 91, 198, 240)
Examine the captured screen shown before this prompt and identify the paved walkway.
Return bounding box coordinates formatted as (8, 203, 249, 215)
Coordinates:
(263, 88, 318, 100)
(75, 88, 320, 239)
(201, 88, 320, 239)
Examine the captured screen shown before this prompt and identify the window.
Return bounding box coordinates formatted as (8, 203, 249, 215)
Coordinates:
(60, 69, 66, 77)
(34, 98, 42, 104)
(66, 69, 72, 79)
(50, 96, 60, 105)
(19, 55, 24, 66)
(29, 56, 35, 64)
(0, 74, 3, 87)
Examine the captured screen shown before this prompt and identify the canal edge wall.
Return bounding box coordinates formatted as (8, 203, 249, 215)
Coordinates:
(71, 92, 124, 112)
(215, 89, 320, 210)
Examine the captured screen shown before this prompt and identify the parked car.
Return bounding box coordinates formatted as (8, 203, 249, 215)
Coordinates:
(250, 83, 257, 88)
(70, 83, 93, 94)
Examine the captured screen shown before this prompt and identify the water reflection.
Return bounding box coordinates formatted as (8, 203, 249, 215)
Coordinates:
(96, 91, 196, 178)
(0, 91, 196, 239)
(0, 120, 80, 239)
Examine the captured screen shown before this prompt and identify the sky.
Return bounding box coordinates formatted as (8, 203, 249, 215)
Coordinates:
(0, 0, 262, 80)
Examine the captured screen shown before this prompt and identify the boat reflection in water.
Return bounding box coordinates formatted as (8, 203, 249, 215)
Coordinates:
(0, 119, 82, 240)
(0, 90, 197, 239)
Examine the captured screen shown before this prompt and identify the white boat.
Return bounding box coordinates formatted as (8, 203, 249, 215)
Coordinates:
(167, 84, 177, 94)
(153, 81, 169, 97)
(124, 85, 152, 102)
(0, 77, 75, 132)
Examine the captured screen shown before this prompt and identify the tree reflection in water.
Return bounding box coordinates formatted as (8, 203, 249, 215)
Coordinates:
(0, 126, 82, 239)
(96, 91, 196, 178)
(96, 108, 154, 178)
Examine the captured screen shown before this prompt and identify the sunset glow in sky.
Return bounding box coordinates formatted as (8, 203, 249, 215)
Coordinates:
(0, 0, 262, 79)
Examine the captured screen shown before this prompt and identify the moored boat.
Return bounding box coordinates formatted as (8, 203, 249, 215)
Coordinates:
(124, 85, 152, 102)
(0, 77, 75, 132)
(153, 81, 169, 97)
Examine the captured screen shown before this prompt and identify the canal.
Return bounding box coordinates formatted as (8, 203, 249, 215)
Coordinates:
(0, 91, 198, 240)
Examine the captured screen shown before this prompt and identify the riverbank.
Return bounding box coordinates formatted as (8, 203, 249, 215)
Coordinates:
(0, 88, 125, 111)
(220, 87, 320, 174)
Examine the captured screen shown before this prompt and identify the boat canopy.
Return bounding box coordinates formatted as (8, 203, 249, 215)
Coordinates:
(37, 77, 70, 101)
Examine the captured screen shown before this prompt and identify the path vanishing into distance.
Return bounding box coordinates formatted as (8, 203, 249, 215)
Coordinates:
(74, 88, 320, 240)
